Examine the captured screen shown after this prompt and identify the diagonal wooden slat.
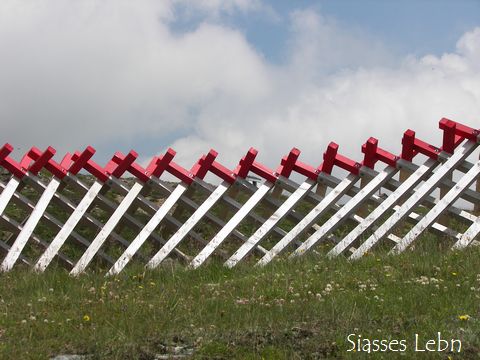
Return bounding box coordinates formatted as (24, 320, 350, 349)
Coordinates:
(350, 139, 478, 259)
(256, 174, 359, 266)
(329, 158, 438, 257)
(109, 182, 190, 275)
(291, 166, 398, 257)
(225, 178, 316, 268)
(145, 181, 230, 271)
(190, 182, 274, 269)
(392, 158, 480, 253)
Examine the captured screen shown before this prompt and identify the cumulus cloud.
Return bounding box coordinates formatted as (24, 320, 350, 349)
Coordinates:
(0, 1, 479, 176)
(168, 11, 480, 170)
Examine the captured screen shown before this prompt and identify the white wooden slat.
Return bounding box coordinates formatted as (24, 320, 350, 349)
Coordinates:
(65, 175, 190, 262)
(0, 214, 67, 266)
(349, 139, 478, 260)
(1, 176, 115, 264)
(22, 174, 134, 256)
(225, 178, 316, 268)
(328, 158, 437, 257)
(70, 181, 144, 276)
(0, 177, 21, 216)
(146, 181, 230, 270)
(392, 159, 480, 254)
(452, 217, 480, 249)
(190, 182, 274, 269)
(69, 177, 170, 252)
(108, 182, 190, 275)
(196, 178, 292, 242)
(137, 177, 214, 248)
(150, 177, 267, 258)
(291, 166, 397, 257)
(0, 239, 30, 266)
(256, 174, 359, 267)
(1, 177, 61, 271)
(34, 180, 104, 272)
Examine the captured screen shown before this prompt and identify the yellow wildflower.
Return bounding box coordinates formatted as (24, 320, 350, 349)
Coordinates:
(458, 314, 470, 321)
(83, 314, 91, 322)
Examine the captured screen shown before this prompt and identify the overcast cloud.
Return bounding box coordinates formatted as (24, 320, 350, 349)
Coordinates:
(1, 0, 479, 175)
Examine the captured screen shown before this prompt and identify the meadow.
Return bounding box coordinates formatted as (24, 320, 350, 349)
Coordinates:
(1, 244, 479, 359)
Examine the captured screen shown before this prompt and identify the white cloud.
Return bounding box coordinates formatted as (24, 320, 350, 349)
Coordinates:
(168, 11, 480, 171)
(0, 2, 479, 178)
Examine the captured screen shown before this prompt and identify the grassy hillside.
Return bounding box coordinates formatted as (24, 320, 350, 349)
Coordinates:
(1, 244, 479, 359)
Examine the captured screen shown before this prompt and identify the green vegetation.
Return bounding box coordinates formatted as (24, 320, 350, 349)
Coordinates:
(1, 245, 480, 359)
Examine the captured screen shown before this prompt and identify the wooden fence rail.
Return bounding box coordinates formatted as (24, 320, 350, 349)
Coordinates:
(0, 118, 479, 275)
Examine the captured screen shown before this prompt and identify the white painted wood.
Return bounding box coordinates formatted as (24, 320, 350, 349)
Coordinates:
(328, 158, 437, 257)
(146, 181, 230, 270)
(1, 177, 61, 271)
(34, 180, 104, 272)
(453, 217, 480, 249)
(109, 182, 190, 275)
(22, 175, 135, 254)
(225, 178, 316, 268)
(195, 178, 292, 242)
(70, 181, 144, 276)
(190, 182, 274, 269)
(291, 166, 397, 257)
(65, 175, 189, 261)
(0, 214, 70, 266)
(392, 159, 480, 254)
(1, 176, 115, 264)
(0, 177, 21, 216)
(349, 139, 478, 260)
(256, 174, 359, 267)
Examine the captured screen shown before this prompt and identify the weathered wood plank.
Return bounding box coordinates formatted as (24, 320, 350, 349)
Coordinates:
(109, 182, 190, 275)
(225, 178, 316, 268)
(392, 159, 480, 253)
(190, 182, 274, 269)
(34, 180, 104, 272)
(146, 181, 230, 270)
(329, 158, 437, 257)
(349, 139, 478, 259)
(1, 177, 61, 271)
(291, 166, 397, 257)
(256, 174, 359, 266)
(70, 182, 144, 275)
(0, 177, 21, 216)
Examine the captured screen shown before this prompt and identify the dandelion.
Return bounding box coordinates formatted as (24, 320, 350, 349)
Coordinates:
(458, 315, 470, 321)
(83, 314, 91, 322)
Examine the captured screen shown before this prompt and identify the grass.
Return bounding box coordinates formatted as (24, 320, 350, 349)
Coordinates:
(1, 244, 480, 359)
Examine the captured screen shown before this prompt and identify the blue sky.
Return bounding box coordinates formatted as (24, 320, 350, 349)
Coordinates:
(174, 0, 480, 62)
(1, 0, 480, 171)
